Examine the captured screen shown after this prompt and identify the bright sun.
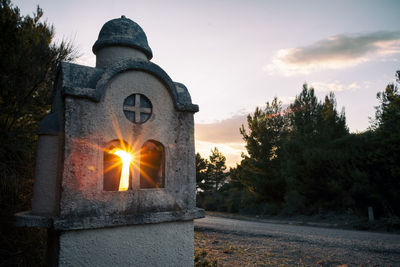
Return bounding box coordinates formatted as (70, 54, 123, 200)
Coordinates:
(111, 149, 133, 191)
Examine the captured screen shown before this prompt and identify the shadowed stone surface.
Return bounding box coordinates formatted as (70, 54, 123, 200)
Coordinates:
(59, 221, 194, 267)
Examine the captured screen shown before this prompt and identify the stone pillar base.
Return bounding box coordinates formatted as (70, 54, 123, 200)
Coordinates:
(57, 221, 194, 266)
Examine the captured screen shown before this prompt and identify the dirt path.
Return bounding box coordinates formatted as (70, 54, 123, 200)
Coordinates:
(194, 216, 400, 266)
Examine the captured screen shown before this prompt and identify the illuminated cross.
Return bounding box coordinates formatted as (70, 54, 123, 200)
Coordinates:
(123, 94, 152, 124)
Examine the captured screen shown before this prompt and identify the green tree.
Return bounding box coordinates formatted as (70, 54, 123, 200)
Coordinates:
(238, 97, 289, 203)
(320, 92, 348, 140)
(207, 147, 228, 192)
(371, 70, 400, 216)
(288, 84, 320, 141)
(196, 149, 229, 211)
(0, 0, 76, 162)
(282, 84, 349, 213)
(288, 84, 347, 143)
(374, 71, 400, 131)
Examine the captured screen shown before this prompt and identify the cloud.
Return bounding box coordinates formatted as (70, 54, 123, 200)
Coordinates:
(265, 31, 400, 76)
(310, 81, 361, 92)
(195, 114, 248, 143)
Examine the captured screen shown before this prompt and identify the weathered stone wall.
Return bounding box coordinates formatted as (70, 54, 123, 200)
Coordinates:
(60, 70, 196, 219)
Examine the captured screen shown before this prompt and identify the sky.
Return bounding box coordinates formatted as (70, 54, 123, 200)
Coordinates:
(14, 0, 400, 167)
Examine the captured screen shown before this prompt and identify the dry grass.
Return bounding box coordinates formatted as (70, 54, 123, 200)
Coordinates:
(195, 230, 350, 267)
(195, 231, 303, 267)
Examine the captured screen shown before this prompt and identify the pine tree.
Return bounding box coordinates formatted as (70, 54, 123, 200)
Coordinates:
(207, 147, 228, 192)
(238, 97, 289, 203)
(372, 70, 400, 215)
(0, 0, 76, 162)
(282, 84, 349, 212)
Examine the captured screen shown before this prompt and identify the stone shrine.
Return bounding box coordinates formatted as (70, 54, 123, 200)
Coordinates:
(16, 16, 204, 266)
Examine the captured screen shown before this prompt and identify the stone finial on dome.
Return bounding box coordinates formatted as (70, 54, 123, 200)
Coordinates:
(92, 16, 153, 60)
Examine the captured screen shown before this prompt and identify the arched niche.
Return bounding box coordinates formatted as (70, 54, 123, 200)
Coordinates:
(103, 140, 133, 191)
(140, 140, 165, 189)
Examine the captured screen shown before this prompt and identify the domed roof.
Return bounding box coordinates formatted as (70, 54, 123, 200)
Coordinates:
(92, 16, 153, 60)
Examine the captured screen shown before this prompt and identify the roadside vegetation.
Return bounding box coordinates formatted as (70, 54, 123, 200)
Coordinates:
(197, 71, 400, 223)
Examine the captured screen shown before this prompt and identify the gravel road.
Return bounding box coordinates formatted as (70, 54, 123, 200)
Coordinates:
(194, 216, 400, 266)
